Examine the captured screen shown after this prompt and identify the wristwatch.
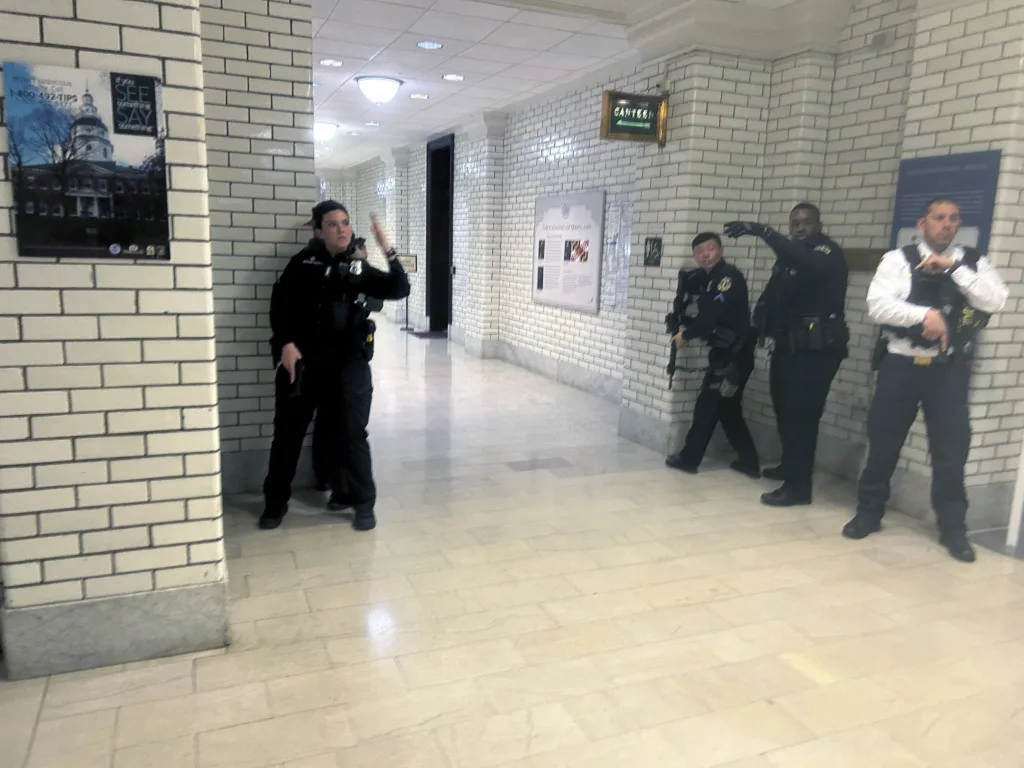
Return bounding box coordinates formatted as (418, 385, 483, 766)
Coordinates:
(384, 247, 398, 261)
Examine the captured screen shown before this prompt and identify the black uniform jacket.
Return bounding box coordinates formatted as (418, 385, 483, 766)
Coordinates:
(756, 230, 848, 333)
(681, 259, 752, 347)
(270, 237, 410, 362)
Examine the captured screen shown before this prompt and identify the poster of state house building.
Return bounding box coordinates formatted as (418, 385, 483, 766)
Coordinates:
(3, 60, 170, 259)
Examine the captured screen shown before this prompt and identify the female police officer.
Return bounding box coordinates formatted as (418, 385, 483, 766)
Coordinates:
(261, 200, 410, 531)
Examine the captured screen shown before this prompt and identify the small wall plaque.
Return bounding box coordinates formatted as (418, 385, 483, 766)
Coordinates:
(644, 237, 663, 267)
(398, 254, 417, 273)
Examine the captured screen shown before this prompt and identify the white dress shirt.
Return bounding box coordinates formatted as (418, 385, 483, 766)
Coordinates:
(867, 241, 1009, 358)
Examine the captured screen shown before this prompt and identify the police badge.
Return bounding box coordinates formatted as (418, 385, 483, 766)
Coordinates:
(350, 259, 364, 276)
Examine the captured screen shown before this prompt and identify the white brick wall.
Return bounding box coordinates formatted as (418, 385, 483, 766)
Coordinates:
(0, 0, 225, 609)
(453, 132, 503, 345)
(498, 69, 655, 381)
(897, 0, 1024, 488)
(407, 146, 427, 325)
(201, 0, 317, 456)
(622, 54, 771, 428)
(816, 0, 916, 460)
(434, 0, 1023, 496)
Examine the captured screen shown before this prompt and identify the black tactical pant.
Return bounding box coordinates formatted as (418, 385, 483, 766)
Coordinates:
(857, 354, 971, 534)
(676, 346, 759, 468)
(769, 347, 843, 496)
(263, 357, 376, 514)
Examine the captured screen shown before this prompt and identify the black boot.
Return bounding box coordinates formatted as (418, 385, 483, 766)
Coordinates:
(939, 530, 975, 563)
(761, 465, 786, 482)
(665, 453, 698, 474)
(841, 514, 881, 540)
(760, 484, 811, 507)
(259, 504, 287, 530)
(353, 504, 376, 531)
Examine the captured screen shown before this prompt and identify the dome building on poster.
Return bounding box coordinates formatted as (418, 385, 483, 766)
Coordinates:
(13, 83, 165, 223)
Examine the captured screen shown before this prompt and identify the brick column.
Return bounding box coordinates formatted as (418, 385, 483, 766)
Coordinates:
(453, 112, 505, 357)
(887, 0, 1024, 528)
(1, 0, 227, 679)
(619, 52, 771, 455)
(200, 0, 317, 493)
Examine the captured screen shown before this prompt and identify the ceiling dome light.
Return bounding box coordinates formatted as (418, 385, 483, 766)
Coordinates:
(442, 73, 464, 82)
(417, 41, 443, 50)
(319, 58, 343, 67)
(364, 121, 380, 127)
(313, 122, 337, 142)
(356, 76, 402, 104)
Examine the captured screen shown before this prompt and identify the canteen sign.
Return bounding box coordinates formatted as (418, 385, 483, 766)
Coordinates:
(600, 90, 668, 146)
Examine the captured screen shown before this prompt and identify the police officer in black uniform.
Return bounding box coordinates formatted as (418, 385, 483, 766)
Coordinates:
(725, 203, 849, 507)
(261, 200, 410, 531)
(665, 232, 760, 476)
(844, 198, 1008, 562)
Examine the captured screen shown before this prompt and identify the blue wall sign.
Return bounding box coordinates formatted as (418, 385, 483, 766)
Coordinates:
(890, 150, 1002, 254)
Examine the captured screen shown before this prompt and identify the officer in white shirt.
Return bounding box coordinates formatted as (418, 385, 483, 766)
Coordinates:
(843, 198, 1009, 562)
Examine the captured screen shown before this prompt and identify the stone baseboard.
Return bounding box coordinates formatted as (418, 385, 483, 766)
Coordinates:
(494, 341, 622, 403)
(220, 445, 317, 496)
(728, 419, 1012, 529)
(1, 582, 228, 680)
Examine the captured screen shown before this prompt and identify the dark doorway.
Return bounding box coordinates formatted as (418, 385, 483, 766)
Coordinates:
(426, 134, 454, 333)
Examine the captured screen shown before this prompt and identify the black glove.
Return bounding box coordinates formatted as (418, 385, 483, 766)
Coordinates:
(723, 221, 769, 239)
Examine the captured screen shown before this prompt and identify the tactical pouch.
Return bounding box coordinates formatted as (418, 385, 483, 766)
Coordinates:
(362, 318, 376, 361)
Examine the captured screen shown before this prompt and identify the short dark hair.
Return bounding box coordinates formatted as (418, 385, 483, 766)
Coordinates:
(922, 197, 959, 217)
(692, 232, 722, 249)
(791, 202, 820, 221)
(311, 200, 349, 228)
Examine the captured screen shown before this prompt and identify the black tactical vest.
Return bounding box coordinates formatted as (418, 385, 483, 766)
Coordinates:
(882, 244, 991, 355)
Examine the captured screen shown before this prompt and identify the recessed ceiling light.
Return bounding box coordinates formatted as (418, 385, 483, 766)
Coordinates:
(364, 121, 379, 127)
(319, 58, 343, 67)
(349, 131, 360, 136)
(417, 41, 443, 50)
(442, 73, 464, 82)
(410, 93, 429, 100)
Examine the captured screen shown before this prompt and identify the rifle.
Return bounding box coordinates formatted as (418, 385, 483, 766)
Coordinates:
(665, 269, 700, 390)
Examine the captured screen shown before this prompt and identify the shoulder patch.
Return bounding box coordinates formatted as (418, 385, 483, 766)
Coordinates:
(814, 244, 832, 255)
(717, 277, 732, 292)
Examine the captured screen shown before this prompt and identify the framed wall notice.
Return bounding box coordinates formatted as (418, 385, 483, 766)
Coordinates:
(532, 191, 606, 314)
(3, 60, 169, 259)
(890, 150, 1002, 254)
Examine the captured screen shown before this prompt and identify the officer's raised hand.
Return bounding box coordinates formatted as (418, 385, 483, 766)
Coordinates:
(370, 213, 392, 255)
(917, 252, 956, 274)
(723, 221, 770, 240)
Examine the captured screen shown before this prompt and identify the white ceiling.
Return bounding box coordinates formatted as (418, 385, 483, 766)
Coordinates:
(312, 0, 636, 169)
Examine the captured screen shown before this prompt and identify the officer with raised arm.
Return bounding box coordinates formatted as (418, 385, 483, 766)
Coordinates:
(843, 198, 1008, 562)
(262, 200, 409, 531)
(724, 203, 849, 507)
(665, 232, 760, 477)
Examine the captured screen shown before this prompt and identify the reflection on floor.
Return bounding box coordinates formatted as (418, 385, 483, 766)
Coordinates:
(3, 320, 1024, 768)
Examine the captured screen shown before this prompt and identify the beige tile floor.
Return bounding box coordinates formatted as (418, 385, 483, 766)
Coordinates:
(3, 323, 1024, 767)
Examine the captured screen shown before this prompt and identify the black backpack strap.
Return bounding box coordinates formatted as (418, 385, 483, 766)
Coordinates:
(901, 242, 922, 267)
(960, 246, 981, 271)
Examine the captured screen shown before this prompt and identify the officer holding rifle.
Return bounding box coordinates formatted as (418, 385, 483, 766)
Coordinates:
(665, 232, 760, 478)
